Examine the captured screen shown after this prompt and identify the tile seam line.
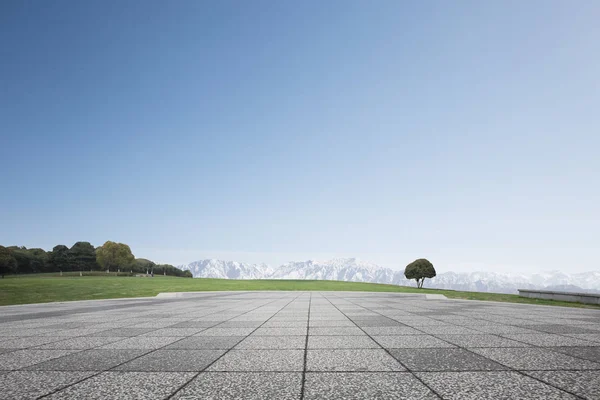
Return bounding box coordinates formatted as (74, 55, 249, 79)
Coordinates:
(322, 293, 444, 400)
(34, 294, 288, 399)
(165, 292, 305, 400)
(338, 294, 588, 400)
(299, 291, 312, 400)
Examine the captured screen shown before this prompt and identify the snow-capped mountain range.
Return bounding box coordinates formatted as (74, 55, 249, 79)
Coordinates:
(179, 258, 600, 294)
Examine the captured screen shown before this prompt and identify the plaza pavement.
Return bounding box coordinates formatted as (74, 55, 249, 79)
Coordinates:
(1, 291, 600, 399)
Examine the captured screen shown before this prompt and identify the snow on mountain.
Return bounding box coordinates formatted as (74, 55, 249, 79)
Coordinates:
(271, 258, 395, 283)
(179, 259, 272, 279)
(179, 258, 600, 294)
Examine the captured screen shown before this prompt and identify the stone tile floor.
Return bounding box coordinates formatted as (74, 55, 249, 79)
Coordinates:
(1, 291, 600, 399)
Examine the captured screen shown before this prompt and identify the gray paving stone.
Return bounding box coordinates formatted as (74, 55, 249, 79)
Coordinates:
(143, 328, 205, 336)
(252, 327, 306, 336)
(236, 335, 306, 349)
(563, 333, 600, 343)
(171, 372, 302, 399)
(196, 327, 255, 336)
(525, 370, 600, 400)
(0, 350, 76, 370)
(551, 346, 600, 363)
(207, 350, 304, 371)
(390, 348, 507, 371)
(0, 370, 96, 399)
(417, 371, 577, 399)
(417, 325, 484, 335)
(470, 347, 600, 370)
(503, 334, 599, 347)
(46, 371, 194, 399)
(303, 372, 438, 399)
(166, 336, 245, 350)
(374, 335, 456, 349)
(34, 337, 125, 350)
(90, 328, 156, 337)
(99, 336, 183, 349)
(168, 321, 220, 328)
(217, 321, 264, 328)
(27, 349, 147, 371)
(308, 335, 379, 349)
(307, 349, 405, 371)
(116, 349, 225, 371)
(522, 324, 599, 334)
(0, 337, 67, 349)
(435, 334, 531, 348)
(351, 317, 403, 327)
(308, 319, 355, 327)
(261, 320, 307, 328)
(362, 326, 423, 335)
(308, 327, 365, 336)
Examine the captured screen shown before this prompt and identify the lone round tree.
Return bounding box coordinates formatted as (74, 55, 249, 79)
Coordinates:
(404, 258, 436, 289)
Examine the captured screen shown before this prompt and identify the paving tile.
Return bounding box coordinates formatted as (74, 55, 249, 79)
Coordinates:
(417, 371, 577, 399)
(252, 327, 306, 336)
(435, 334, 531, 348)
(526, 370, 600, 400)
(35, 337, 125, 350)
(171, 372, 302, 399)
(307, 349, 404, 371)
(471, 325, 540, 334)
(308, 336, 379, 349)
(116, 349, 225, 371)
(551, 346, 600, 363)
(196, 327, 255, 336)
(0, 350, 76, 370)
(207, 350, 304, 371)
(308, 327, 365, 336)
(236, 336, 306, 349)
(362, 326, 423, 335)
(90, 328, 156, 337)
(521, 324, 599, 334)
(45, 371, 194, 399)
(168, 321, 220, 328)
(0, 337, 67, 349)
(308, 320, 355, 327)
(390, 348, 507, 371)
(563, 333, 600, 343)
(27, 350, 147, 371)
(261, 320, 307, 328)
(470, 347, 600, 370)
(99, 336, 183, 349)
(0, 370, 96, 399)
(503, 334, 599, 347)
(351, 318, 403, 327)
(417, 326, 483, 335)
(303, 372, 438, 399)
(166, 336, 245, 350)
(143, 328, 205, 336)
(374, 335, 456, 349)
(217, 321, 264, 328)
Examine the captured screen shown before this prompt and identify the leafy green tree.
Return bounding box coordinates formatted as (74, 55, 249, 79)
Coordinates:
(0, 246, 18, 278)
(48, 245, 72, 272)
(8, 247, 48, 274)
(133, 258, 155, 274)
(96, 241, 134, 272)
(404, 258, 436, 289)
(69, 242, 99, 271)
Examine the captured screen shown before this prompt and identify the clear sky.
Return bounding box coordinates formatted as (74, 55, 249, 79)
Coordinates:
(1, 1, 599, 273)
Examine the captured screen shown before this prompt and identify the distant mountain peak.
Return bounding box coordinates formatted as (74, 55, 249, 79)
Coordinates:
(178, 258, 600, 294)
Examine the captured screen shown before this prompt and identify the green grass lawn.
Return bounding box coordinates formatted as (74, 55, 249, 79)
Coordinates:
(1, 272, 599, 309)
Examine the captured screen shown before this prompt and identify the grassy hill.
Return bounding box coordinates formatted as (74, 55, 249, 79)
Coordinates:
(1, 272, 599, 309)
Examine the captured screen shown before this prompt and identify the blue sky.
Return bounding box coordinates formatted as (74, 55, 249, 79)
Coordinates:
(1, 1, 599, 273)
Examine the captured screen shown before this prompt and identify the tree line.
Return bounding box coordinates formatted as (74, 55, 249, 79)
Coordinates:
(0, 241, 192, 278)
